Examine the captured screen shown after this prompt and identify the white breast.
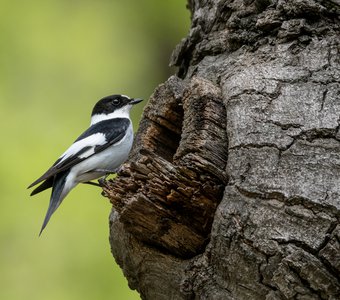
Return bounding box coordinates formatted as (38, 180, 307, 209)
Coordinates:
(69, 124, 134, 183)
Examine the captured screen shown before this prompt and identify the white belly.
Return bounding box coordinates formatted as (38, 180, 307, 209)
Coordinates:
(70, 124, 134, 183)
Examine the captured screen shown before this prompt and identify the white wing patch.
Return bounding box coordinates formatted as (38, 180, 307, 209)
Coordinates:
(57, 133, 106, 164)
(78, 148, 96, 159)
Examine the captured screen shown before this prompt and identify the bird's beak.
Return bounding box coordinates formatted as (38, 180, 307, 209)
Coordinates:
(130, 98, 143, 105)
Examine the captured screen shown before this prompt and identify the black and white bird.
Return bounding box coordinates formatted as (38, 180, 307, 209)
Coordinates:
(28, 94, 143, 235)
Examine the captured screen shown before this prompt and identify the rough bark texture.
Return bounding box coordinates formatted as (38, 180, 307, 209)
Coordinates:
(104, 1, 340, 299)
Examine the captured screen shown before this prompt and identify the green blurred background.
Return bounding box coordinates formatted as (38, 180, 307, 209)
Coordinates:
(0, 1, 189, 299)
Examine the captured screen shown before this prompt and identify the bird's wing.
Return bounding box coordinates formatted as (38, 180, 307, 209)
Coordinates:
(28, 118, 131, 190)
(30, 177, 54, 196)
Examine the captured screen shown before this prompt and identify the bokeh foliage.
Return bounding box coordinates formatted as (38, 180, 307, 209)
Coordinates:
(0, 1, 189, 299)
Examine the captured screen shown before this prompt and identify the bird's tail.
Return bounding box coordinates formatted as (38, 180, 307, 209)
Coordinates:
(39, 171, 71, 236)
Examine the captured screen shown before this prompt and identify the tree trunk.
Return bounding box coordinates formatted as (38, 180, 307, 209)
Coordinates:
(103, 0, 340, 299)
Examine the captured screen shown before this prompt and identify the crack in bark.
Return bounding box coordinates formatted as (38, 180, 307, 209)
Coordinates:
(229, 127, 340, 159)
(287, 265, 324, 299)
(236, 185, 339, 216)
(317, 221, 339, 253)
(265, 120, 303, 130)
(274, 238, 319, 256)
(234, 185, 340, 285)
(317, 222, 340, 282)
(230, 142, 285, 151)
(258, 262, 279, 293)
(319, 88, 328, 111)
(293, 128, 340, 142)
(228, 87, 283, 102)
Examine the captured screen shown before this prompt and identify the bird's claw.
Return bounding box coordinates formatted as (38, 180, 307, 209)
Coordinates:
(98, 176, 108, 187)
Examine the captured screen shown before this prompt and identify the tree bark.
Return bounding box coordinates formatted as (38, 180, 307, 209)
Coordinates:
(103, 1, 340, 299)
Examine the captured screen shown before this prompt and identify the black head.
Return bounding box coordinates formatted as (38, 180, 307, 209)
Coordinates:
(91, 94, 142, 116)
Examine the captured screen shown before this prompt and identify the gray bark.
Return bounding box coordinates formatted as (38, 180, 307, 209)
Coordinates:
(104, 0, 340, 299)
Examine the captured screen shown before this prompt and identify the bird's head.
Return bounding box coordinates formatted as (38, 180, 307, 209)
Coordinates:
(91, 94, 143, 125)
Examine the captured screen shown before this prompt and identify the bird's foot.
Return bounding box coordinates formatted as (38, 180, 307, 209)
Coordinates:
(96, 170, 114, 186)
(94, 168, 122, 186)
(98, 176, 109, 187)
(98, 178, 104, 187)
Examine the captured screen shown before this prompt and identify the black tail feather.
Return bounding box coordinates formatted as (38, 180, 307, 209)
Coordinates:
(39, 171, 70, 236)
(30, 178, 53, 196)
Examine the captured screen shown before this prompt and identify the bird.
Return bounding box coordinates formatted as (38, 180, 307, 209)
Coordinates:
(28, 94, 143, 235)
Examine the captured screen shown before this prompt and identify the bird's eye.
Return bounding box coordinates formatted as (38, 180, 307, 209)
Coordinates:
(112, 99, 121, 106)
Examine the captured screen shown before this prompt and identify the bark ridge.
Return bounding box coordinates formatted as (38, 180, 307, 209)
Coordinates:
(106, 0, 340, 299)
